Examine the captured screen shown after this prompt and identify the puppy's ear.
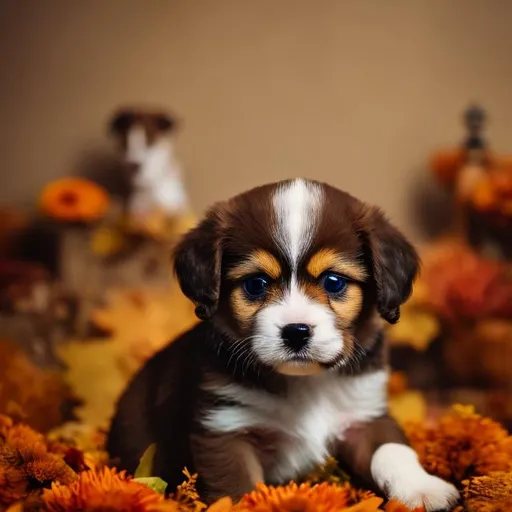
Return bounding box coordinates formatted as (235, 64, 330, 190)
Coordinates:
(110, 110, 135, 135)
(359, 207, 420, 324)
(173, 209, 223, 320)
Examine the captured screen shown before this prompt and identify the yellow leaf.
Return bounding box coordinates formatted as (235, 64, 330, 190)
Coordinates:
(134, 476, 168, 494)
(389, 391, 427, 425)
(387, 309, 440, 351)
(135, 443, 157, 478)
(90, 284, 197, 380)
(57, 339, 126, 429)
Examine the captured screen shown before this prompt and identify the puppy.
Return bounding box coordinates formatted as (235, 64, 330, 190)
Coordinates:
(107, 179, 459, 511)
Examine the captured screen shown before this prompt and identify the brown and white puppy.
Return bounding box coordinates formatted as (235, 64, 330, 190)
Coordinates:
(109, 108, 188, 216)
(107, 179, 459, 511)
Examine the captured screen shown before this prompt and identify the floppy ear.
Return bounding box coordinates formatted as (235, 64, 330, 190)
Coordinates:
(173, 211, 223, 320)
(359, 207, 420, 324)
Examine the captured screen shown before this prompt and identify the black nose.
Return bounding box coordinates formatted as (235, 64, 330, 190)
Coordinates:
(281, 323, 311, 351)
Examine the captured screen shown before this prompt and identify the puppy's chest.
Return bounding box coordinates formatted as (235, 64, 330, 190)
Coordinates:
(201, 372, 387, 482)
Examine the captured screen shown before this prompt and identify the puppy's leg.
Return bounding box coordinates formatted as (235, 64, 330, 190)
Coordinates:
(191, 433, 263, 503)
(336, 415, 459, 512)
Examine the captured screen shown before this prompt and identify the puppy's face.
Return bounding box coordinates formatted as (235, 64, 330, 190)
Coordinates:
(174, 179, 418, 376)
(109, 109, 176, 166)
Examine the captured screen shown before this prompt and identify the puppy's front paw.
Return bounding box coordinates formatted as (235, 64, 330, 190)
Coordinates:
(371, 443, 460, 512)
(386, 472, 459, 511)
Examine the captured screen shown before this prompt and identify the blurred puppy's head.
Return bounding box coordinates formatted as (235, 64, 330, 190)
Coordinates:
(174, 179, 419, 376)
(109, 108, 177, 166)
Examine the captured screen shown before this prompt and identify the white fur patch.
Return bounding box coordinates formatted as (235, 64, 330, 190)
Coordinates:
(128, 137, 188, 215)
(260, 179, 342, 370)
(202, 369, 388, 482)
(126, 125, 148, 165)
(254, 279, 342, 368)
(272, 179, 323, 269)
(371, 443, 460, 511)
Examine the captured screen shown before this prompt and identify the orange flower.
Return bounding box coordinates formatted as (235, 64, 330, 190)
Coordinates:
(462, 471, 512, 512)
(39, 177, 109, 222)
(405, 405, 512, 484)
(236, 482, 382, 512)
(419, 245, 512, 321)
(43, 467, 165, 512)
(470, 168, 512, 218)
(383, 500, 424, 512)
(0, 416, 77, 507)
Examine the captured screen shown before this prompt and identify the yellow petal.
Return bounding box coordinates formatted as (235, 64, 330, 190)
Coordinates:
(208, 497, 233, 512)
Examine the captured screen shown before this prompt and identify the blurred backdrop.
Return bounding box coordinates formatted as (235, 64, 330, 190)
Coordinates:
(2, 0, 512, 240)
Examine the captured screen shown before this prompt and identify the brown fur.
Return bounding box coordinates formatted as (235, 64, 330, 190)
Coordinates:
(335, 414, 409, 488)
(191, 433, 263, 501)
(110, 108, 177, 148)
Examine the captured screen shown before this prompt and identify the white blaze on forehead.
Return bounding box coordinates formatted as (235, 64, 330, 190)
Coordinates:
(272, 179, 323, 268)
(126, 124, 148, 164)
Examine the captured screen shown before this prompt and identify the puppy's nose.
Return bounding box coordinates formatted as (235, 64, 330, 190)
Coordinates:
(282, 323, 311, 351)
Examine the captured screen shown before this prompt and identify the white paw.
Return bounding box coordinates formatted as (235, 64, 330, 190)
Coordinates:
(371, 443, 460, 512)
(385, 472, 460, 511)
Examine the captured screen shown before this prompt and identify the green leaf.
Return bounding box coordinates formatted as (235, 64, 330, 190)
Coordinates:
(134, 443, 157, 478)
(134, 476, 168, 494)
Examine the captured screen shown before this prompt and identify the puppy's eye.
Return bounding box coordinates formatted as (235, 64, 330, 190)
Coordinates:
(243, 275, 269, 299)
(321, 272, 347, 295)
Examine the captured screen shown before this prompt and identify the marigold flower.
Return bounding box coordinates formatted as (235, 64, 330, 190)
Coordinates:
(462, 471, 512, 512)
(405, 405, 512, 484)
(383, 500, 424, 512)
(43, 467, 165, 512)
(236, 482, 382, 512)
(420, 244, 512, 322)
(0, 416, 77, 507)
(39, 177, 109, 222)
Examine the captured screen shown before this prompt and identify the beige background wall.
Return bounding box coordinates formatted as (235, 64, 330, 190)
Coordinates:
(1, 0, 512, 241)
